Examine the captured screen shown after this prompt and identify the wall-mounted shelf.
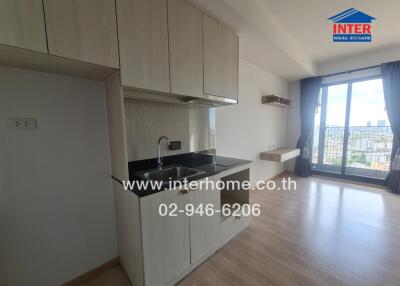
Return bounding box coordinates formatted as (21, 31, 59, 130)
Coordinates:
(262, 95, 291, 108)
(260, 148, 300, 162)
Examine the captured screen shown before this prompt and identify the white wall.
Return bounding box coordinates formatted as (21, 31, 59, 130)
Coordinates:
(189, 107, 211, 152)
(0, 66, 117, 286)
(317, 45, 400, 76)
(216, 59, 288, 185)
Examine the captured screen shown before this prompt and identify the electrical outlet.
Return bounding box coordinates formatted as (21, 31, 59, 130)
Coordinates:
(7, 118, 37, 131)
(169, 141, 182, 150)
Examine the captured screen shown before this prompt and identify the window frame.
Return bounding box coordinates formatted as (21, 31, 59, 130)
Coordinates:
(311, 74, 389, 185)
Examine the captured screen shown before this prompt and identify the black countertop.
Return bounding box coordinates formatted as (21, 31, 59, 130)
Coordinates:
(121, 152, 251, 197)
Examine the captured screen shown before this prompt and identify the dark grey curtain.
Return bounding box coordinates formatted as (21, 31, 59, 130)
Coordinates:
(295, 77, 322, 177)
(381, 61, 400, 194)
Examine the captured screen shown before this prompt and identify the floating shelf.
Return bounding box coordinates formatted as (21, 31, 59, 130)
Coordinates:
(260, 148, 300, 162)
(262, 95, 291, 108)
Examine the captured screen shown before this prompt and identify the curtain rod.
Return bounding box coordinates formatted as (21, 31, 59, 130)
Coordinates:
(320, 64, 380, 78)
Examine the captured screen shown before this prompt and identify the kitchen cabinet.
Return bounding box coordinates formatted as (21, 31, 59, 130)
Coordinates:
(140, 188, 191, 286)
(112, 163, 250, 286)
(221, 212, 249, 245)
(116, 0, 170, 93)
(189, 181, 221, 263)
(43, 0, 119, 68)
(0, 0, 240, 104)
(167, 0, 203, 98)
(220, 168, 250, 244)
(105, 72, 129, 181)
(0, 0, 47, 53)
(203, 14, 238, 99)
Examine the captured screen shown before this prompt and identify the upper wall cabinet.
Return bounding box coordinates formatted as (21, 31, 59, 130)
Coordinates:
(168, 0, 203, 99)
(116, 0, 170, 93)
(203, 14, 238, 99)
(43, 0, 119, 68)
(0, 0, 47, 53)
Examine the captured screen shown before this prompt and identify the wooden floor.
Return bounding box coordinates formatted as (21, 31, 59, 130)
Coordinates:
(77, 175, 400, 286)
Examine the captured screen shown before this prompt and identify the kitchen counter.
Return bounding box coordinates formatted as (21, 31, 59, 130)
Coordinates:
(112, 154, 251, 286)
(123, 152, 251, 197)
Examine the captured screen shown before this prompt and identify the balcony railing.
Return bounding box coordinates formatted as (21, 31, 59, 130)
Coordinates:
(312, 126, 393, 179)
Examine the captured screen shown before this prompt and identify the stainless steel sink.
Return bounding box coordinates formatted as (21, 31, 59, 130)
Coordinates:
(135, 165, 205, 182)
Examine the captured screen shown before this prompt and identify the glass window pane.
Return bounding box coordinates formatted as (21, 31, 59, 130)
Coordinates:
(323, 84, 348, 171)
(345, 78, 393, 179)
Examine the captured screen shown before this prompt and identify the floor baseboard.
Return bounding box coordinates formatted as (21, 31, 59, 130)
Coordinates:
(62, 257, 120, 286)
(251, 171, 293, 191)
(269, 170, 294, 181)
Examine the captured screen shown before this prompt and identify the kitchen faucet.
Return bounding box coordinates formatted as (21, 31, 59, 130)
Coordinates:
(157, 136, 169, 169)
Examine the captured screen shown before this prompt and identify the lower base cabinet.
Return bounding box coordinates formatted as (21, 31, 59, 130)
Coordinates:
(189, 178, 221, 264)
(114, 165, 250, 286)
(221, 213, 249, 246)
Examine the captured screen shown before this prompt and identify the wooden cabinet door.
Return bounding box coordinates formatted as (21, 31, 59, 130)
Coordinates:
(43, 0, 119, 68)
(0, 0, 47, 52)
(168, 0, 203, 98)
(189, 178, 221, 263)
(140, 188, 190, 286)
(116, 0, 170, 93)
(203, 14, 238, 99)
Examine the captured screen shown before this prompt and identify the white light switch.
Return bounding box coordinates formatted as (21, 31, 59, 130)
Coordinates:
(7, 118, 37, 131)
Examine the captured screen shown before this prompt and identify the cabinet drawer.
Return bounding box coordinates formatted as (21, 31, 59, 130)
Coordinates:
(220, 214, 249, 245)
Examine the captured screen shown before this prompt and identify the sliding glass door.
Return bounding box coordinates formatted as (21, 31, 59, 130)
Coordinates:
(312, 77, 393, 181)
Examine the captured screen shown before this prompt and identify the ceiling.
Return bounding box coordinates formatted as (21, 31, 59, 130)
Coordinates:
(193, 0, 400, 80)
(261, 0, 400, 63)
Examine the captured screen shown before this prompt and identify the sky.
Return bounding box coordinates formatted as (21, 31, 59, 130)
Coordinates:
(320, 78, 389, 127)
